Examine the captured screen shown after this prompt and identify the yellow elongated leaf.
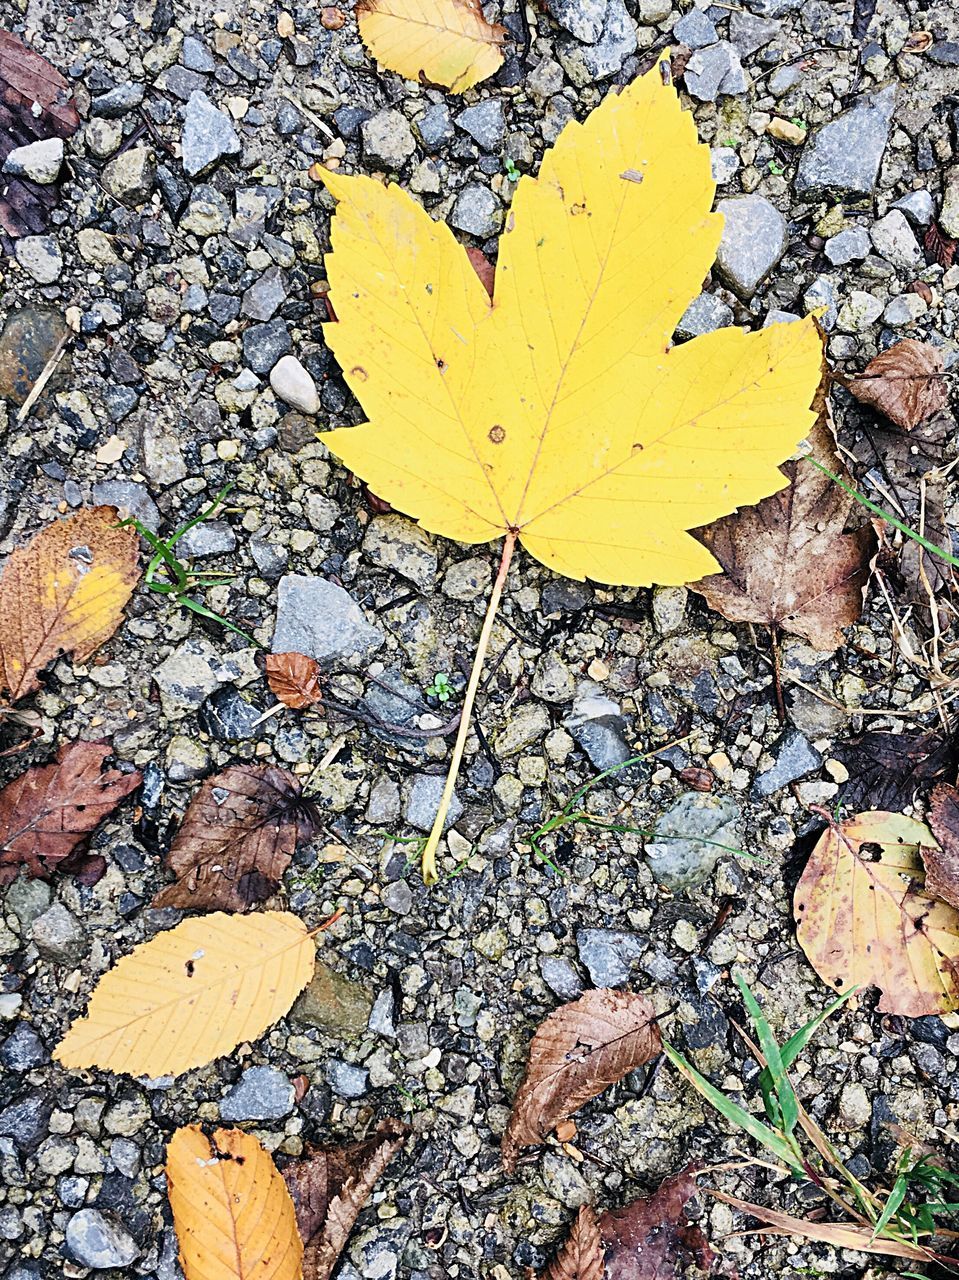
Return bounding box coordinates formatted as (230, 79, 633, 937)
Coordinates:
(795, 810, 959, 1017)
(317, 58, 823, 588)
(357, 0, 506, 93)
(167, 1126, 303, 1280)
(55, 911, 315, 1078)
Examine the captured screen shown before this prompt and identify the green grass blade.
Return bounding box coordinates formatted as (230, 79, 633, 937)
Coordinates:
(778, 987, 858, 1073)
(872, 1174, 909, 1242)
(735, 974, 799, 1138)
(179, 595, 261, 646)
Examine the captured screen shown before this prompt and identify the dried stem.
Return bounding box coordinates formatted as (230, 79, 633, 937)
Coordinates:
(421, 531, 517, 884)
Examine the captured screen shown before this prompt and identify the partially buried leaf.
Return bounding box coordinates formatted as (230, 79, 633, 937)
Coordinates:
(502, 989, 662, 1172)
(924, 221, 957, 268)
(926, 783, 959, 912)
(691, 389, 876, 652)
(846, 338, 949, 432)
(153, 765, 319, 912)
(356, 0, 506, 93)
(167, 1125, 302, 1280)
(0, 506, 140, 703)
(795, 810, 959, 1017)
(541, 1205, 604, 1280)
(0, 740, 141, 884)
(833, 729, 956, 813)
(54, 911, 316, 1077)
(283, 1119, 409, 1280)
(266, 651, 323, 710)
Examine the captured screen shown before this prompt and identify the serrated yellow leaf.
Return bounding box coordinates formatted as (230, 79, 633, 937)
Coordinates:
(167, 1126, 303, 1280)
(318, 58, 823, 587)
(357, 0, 505, 93)
(55, 911, 315, 1078)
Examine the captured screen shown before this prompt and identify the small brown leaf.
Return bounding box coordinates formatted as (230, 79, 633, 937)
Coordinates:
(924, 221, 957, 268)
(847, 339, 949, 432)
(502, 989, 661, 1172)
(834, 730, 956, 813)
(926, 783, 959, 912)
(465, 246, 495, 299)
(903, 29, 933, 53)
(266, 651, 323, 710)
(0, 740, 141, 884)
(0, 507, 140, 703)
(542, 1205, 604, 1280)
(153, 765, 319, 912)
(602, 1167, 719, 1279)
(0, 32, 79, 138)
(283, 1120, 409, 1280)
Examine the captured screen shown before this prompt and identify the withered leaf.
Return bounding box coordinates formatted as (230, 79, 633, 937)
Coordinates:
(542, 1205, 604, 1280)
(847, 339, 949, 432)
(0, 740, 141, 884)
(502, 989, 662, 1172)
(0, 506, 140, 703)
(266, 651, 323, 710)
(691, 391, 877, 653)
(283, 1119, 409, 1280)
(153, 765, 319, 912)
(926, 783, 959, 912)
(465, 246, 495, 299)
(924, 221, 957, 269)
(834, 729, 956, 813)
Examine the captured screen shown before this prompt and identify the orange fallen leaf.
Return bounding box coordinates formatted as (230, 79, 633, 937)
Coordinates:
(266, 651, 324, 709)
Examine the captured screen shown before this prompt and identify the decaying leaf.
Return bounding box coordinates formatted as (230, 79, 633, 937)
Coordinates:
(55, 910, 316, 1077)
(833, 729, 956, 813)
(691, 393, 876, 652)
(266, 651, 323, 710)
(846, 339, 949, 432)
(0, 507, 140, 703)
(795, 810, 959, 1017)
(502, 989, 662, 1171)
(926, 783, 959, 912)
(356, 0, 506, 93)
(924, 221, 957, 268)
(167, 1125, 303, 1280)
(283, 1119, 409, 1280)
(542, 1205, 604, 1280)
(153, 765, 319, 912)
(0, 740, 141, 885)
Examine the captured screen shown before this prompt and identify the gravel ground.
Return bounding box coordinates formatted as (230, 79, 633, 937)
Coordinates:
(2, 0, 959, 1277)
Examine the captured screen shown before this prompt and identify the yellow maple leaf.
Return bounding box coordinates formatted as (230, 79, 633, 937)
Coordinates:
(316, 58, 823, 881)
(357, 0, 506, 94)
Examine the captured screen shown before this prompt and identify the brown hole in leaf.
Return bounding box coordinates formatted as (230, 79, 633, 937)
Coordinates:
(435, 357, 446, 371)
(488, 425, 506, 444)
(860, 841, 883, 862)
(185, 960, 195, 977)
(350, 366, 368, 381)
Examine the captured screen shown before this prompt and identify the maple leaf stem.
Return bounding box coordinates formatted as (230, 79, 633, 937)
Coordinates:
(421, 530, 518, 885)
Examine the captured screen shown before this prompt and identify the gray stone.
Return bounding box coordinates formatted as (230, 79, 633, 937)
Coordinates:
(3, 138, 63, 184)
(143, 421, 187, 485)
(794, 87, 896, 202)
(230, 185, 282, 247)
(565, 681, 631, 771)
(14, 235, 62, 284)
(870, 209, 921, 270)
(273, 575, 385, 668)
(714, 195, 786, 299)
(242, 266, 288, 321)
(5, 877, 52, 931)
(153, 636, 225, 715)
(270, 354, 319, 412)
(369, 988, 397, 1038)
(362, 109, 416, 169)
(179, 184, 231, 236)
(645, 792, 742, 891)
(31, 903, 85, 966)
(200, 686, 263, 742)
(165, 735, 211, 783)
(65, 1210, 140, 1269)
(929, 41, 959, 66)
(685, 42, 747, 102)
(837, 289, 883, 333)
(178, 521, 237, 558)
(940, 169, 959, 239)
(450, 184, 501, 237)
(674, 9, 718, 47)
(547, 0, 607, 42)
(363, 515, 437, 590)
(576, 928, 646, 987)
(674, 291, 734, 340)
(293, 962, 373, 1037)
(540, 955, 585, 1000)
(219, 1066, 295, 1122)
(742, 0, 800, 14)
(383, 880, 413, 914)
(91, 83, 145, 117)
(824, 226, 871, 266)
(803, 274, 839, 331)
(883, 293, 927, 327)
(242, 318, 291, 374)
(182, 35, 215, 71)
(753, 728, 823, 796)
(1, 1023, 49, 1071)
(728, 11, 779, 56)
(414, 104, 453, 149)
(181, 90, 241, 176)
(366, 777, 401, 824)
(456, 100, 506, 152)
(102, 146, 155, 203)
(768, 63, 802, 96)
(892, 190, 935, 227)
(250, 536, 289, 579)
(92, 481, 160, 531)
(764, 308, 799, 327)
(327, 1059, 369, 1098)
(403, 774, 463, 832)
(556, 0, 635, 85)
(711, 146, 740, 185)
(0, 1096, 50, 1152)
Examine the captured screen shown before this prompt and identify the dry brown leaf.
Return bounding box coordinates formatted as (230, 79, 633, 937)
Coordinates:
(903, 30, 933, 53)
(0, 507, 140, 703)
(166, 1125, 303, 1280)
(266, 651, 323, 710)
(283, 1119, 409, 1280)
(502, 989, 661, 1172)
(691, 392, 877, 652)
(795, 809, 959, 1017)
(0, 740, 141, 885)
(153, 764, 319, 913)
(847, 339, 949, 431)
(465, 245, 495, 299)
(924, 221, 957, 268)
(926, 783, 959, 912)
(833, 729, 956, 813)
(542, 1205, 604, 1280)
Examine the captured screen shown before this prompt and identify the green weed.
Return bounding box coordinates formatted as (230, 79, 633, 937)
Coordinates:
(425, 671, 454, 703)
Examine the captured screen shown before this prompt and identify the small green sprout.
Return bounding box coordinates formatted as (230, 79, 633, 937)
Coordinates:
(426, 671, 454, 703)
(768, 159, 786, 175)
(503, 155, 520, 182)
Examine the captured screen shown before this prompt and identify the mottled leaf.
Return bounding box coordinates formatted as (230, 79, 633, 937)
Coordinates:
(265, 651, 323, 710)
(502, 989, 661, 1172)
(0, 31, 79, 137)
(847, 339, 949, 432)
(603, 1167, 719, 1279)
(833, 729, 956, 812)
(0, 740, 140, 884)
(926, 783, 959, 912)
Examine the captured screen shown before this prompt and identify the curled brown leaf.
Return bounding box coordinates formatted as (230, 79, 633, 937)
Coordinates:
(542, 1205, 604, 1280)
(846, 338, 949, 432)
(266, 651, 323, 710)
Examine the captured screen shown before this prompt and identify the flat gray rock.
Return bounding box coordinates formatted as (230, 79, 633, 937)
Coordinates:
(645, 792, 743, 892)
(181, 90, 241, 177)
(65, 1210, 139, 1269)
(794, 86, 896, 202)
(556, 0, 636, 86)
(714, 194, 787, 298)
(576, 928, 647, 987)
(272, 574, 385, 668)
(219, 1066, 295, 1121)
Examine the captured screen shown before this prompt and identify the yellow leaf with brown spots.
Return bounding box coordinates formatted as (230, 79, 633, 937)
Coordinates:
(795, 810, 959, 1017)
(0, 506, 139, 702)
